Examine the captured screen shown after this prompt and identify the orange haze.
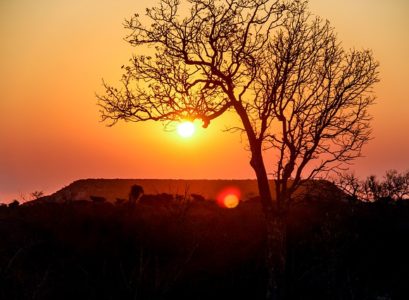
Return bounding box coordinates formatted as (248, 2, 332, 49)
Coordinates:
(1, 0, 408, 202)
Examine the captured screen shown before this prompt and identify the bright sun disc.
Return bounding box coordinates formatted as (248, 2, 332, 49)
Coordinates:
(177, 121, 195, 138)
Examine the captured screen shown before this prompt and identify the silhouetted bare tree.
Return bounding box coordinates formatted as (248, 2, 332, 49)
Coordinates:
(98, 0, 379, 298)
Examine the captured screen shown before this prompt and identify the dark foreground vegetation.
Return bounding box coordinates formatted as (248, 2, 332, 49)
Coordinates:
(1, 194, 409, 300)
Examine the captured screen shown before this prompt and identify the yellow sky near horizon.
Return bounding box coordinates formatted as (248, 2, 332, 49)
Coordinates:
(0, 0, 408, 202)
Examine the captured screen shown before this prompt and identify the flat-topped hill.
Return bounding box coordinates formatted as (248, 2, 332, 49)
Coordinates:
(37, 178, 344, 203)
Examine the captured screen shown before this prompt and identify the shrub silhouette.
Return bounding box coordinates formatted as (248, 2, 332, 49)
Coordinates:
(115, 198, 127, 206)
(8, 199, 20, 208)
(191, 193, 205, 202)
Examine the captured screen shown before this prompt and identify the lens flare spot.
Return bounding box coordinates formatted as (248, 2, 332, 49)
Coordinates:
(177, 121, 195, 138)
(217, 187, 241, 208)
(223, 194, 239, 208)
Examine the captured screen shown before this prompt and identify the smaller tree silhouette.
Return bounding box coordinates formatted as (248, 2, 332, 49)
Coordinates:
(129, 185, 144, 205)
(30, 191, 44, 200)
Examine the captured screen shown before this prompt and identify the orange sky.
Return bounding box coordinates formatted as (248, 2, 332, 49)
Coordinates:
(1, 0, 408, 202)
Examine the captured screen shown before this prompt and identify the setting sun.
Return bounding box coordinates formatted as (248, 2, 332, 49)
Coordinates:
(177, 121, 195, 138)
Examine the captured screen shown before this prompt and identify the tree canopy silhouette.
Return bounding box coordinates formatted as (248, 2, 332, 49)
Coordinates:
(98, 0, 379, 298)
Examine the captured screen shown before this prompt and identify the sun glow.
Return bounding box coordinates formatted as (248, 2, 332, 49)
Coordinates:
(177, 121, 195, 138)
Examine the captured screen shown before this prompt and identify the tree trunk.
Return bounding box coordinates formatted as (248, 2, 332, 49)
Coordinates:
(265, 208, 287, 300)
(250, 152, 287, 300)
